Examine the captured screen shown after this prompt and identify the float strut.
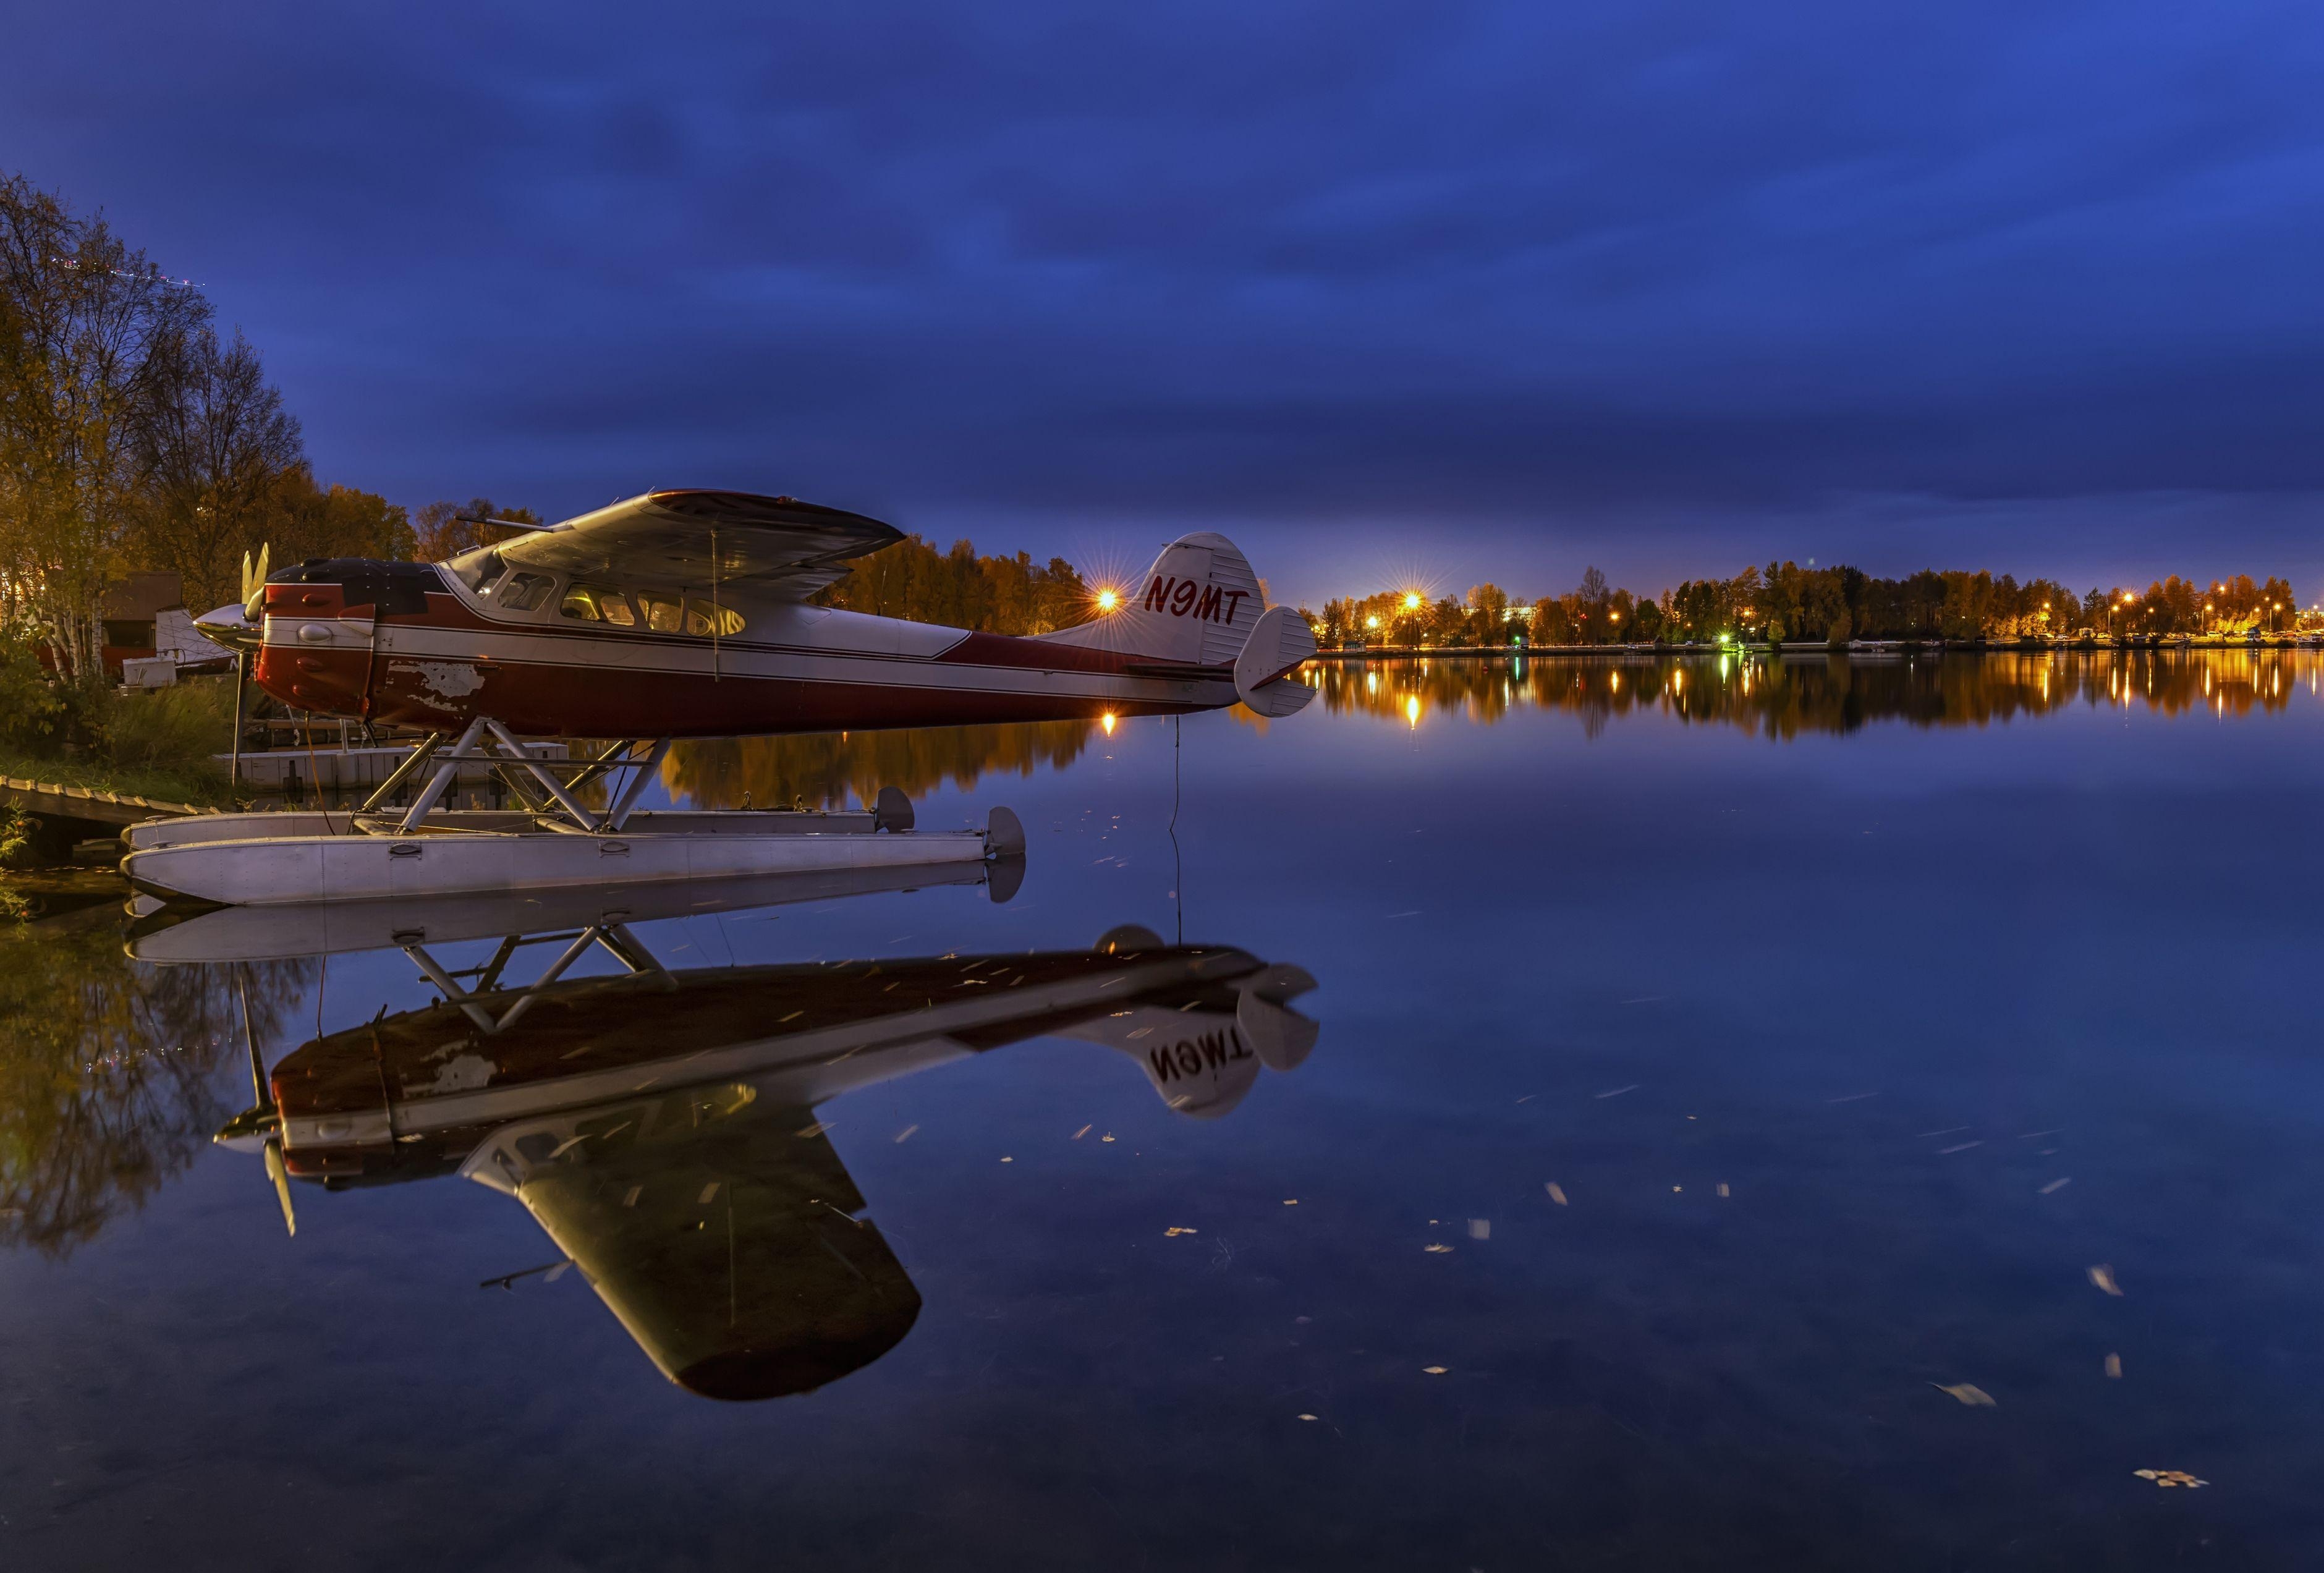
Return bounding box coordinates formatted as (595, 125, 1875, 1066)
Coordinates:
(483, 719, 598, 829)
(361, 732, 443, 815)
(399, 716, 488, 832)
(603, 739, 672, 831)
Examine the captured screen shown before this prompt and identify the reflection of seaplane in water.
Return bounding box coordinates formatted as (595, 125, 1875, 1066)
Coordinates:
(194, 877, 1317, 1401)
(126, 491, 1316, 908)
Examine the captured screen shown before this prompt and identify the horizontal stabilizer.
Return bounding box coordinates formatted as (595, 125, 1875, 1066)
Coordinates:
(1234, 605, 1318, 718)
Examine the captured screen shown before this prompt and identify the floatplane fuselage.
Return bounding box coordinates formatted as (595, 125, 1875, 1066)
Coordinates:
(224, 491, 1317, 739)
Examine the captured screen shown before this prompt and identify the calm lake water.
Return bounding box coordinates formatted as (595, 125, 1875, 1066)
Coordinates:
(7, 650, 2324, 1569)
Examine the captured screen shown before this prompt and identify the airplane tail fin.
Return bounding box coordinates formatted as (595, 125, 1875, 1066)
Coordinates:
(1055, 955, 1320, 1119)
(1039, 532, 1266, 666)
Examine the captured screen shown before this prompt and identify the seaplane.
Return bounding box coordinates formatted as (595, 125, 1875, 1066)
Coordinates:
(125, 490, 1317, 907)
(195, 886, 1318, 1401)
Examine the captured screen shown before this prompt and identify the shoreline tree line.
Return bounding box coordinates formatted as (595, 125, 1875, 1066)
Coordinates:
(1316, 561, 2304, 649)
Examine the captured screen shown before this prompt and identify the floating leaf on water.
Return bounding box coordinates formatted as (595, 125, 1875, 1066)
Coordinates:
(1101, 1134, 1116, 1143)
(2038, 1177, 2071, 1195)
(1422, 1366, 1448, 1375)
(2105, 1353, 2123, 1379)
(1297, 1414, 1318, 1422)
(1716, 1182, 1731, 1198)
(1933, 1383, 1996, 1407)
(1936, 1141, 1983, 1155)
(1000, 1156, 1013, 1163)
(1596, 1085, 1639, 1100)
(1284, 1198, 1299, 1206)
(1546, 1182, 1569, 1206)
(1072, 1124, 1092, 1140)
(893, 1124, 919, 1143)
(2133, 1469, 2207, 1488)
(1424, 1243, 1454, 1253)
(2089, 1265, 2124, 1297)
(1164, 1226, 1198, 1237)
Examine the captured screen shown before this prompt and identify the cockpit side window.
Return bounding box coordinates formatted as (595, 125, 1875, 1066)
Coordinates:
(497, 572, 556, 612)
(561, 584, 637, 627)
(685, 598, 745, 637)
(636, 591, 685, 634)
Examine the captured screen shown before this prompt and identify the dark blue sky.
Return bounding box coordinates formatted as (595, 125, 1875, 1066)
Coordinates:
(12, 1, 2323, 605)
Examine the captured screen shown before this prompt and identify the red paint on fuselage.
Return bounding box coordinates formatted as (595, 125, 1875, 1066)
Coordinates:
(253, 572, 1236, 738)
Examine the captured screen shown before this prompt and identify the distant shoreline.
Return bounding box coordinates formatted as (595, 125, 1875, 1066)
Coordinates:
(1315, 634, 2319, 658)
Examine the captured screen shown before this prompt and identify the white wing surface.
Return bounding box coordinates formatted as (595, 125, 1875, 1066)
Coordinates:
(494, 490, 902, 600)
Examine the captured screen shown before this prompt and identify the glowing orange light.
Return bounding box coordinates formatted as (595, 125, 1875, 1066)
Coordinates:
(1404, 694, 1420, 727)
(1096, 587, 1119, 613)
(1100, 711, 1116, 736)
(1402, 592, 1423, 613)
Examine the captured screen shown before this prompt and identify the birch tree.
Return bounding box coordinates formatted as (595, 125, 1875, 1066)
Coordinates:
(0, 175, 208, 677)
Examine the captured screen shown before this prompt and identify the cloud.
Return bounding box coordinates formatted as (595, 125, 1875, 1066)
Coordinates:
(9, 0, 2324, 595)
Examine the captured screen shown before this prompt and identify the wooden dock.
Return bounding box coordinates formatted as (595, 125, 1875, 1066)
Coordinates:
(0, 776, 213, 828)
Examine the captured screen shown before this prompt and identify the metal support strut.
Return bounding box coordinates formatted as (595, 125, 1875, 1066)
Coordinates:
(400, 920, 654, 1036)
(393, 719, 669, 834)
(483, 719, 598, 828)
(603, 739, 671, 831)
(361, 731, 444, 815)
(399, 716, 487, 832)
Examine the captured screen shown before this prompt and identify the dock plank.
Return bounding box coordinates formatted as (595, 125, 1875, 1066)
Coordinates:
(0, 778, 205, 826)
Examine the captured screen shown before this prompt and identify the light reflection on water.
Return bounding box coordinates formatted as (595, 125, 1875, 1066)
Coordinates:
(666, 648, 2324, 810)
(6, 650, 2324, 1569)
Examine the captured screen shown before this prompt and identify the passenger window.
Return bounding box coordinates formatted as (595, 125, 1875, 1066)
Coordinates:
(637, 592, 684, 633)
(561, 584, 636, 626)
(685, 599, 745, 637)
(498, 572, 554, 611)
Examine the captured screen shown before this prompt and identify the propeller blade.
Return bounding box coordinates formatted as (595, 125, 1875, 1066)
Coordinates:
(239, 549, 252, 606)
(263, 1142, 297, 1237)
(242, 542, 270, 619)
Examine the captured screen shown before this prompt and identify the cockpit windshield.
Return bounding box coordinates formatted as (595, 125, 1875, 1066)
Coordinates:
(447, 546, 507, 593)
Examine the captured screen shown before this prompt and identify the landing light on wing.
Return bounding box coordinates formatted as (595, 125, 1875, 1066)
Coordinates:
(1095, 587, 1119, 613)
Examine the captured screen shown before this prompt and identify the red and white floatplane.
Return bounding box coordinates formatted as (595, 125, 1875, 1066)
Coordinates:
(125, 490, 1315, 906)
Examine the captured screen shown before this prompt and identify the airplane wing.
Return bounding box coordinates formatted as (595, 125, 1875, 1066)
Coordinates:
(492, 490, 902, 600)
